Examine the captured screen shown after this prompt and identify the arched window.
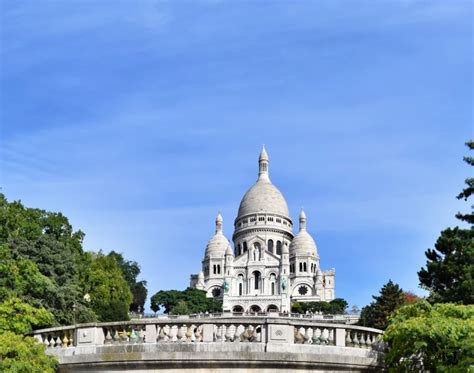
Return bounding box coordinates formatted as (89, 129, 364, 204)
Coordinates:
(243, 242, 248, 252)
(299, 262, 302, 272)
(213, 265, 217, 274)
(268, 239, 274, 254)
(253, 271, 261, 290)
(303, 262, 307, 272)
(276, 241, 282, 255)
(217, 265, 221, 274)
(237, 244, 241, 256)
(238, 274, 244, 295)
(271, 282, 275, 295)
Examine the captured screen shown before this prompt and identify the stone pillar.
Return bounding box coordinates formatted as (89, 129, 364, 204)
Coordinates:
(266, 324, 293, 344)
(335, 328, 346, 347)
(77, 327, 104, 346)
(145, 324, 157, 343)
(202, 324, 214, 342)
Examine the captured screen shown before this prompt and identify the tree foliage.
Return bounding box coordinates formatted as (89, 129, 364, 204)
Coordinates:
(418, 141, 474, 305)
(0, 332, 58, 373)
(0, 193, 143, 324)
(108, 251, 148, 312)
(150, 288, 222, 314)
(291, 298, 348, 315)
(418, 227, 474, 304)
(359, 280, 406, 330)
(86, 253, 133, 322)
(456, 140, 474, 224)
(0, 297, 54, 335)
(384, 301, 474, 371)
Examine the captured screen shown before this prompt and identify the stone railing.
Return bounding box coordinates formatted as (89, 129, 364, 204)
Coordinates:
(30, 314, 382, 350)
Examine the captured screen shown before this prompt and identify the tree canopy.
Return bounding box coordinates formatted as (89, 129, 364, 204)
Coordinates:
(384, 301, 474, 371)
(418, 141, 474, 305)
(0, 193, 147, 370)
(359, 280, 406, 330)
(291, 298, 348, 315)
(150, 288, 222, 314)
(108, 251, 148, 312)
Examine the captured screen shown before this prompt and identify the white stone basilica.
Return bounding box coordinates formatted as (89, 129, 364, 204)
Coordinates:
(190, 147, 335, 313)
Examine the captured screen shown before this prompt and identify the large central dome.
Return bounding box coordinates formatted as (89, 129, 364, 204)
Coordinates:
(236, 146, 290, 219)
(237, 180, 289, 218)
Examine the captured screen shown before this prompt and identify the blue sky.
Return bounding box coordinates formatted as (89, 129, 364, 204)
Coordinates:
(1, 1, 472, 310)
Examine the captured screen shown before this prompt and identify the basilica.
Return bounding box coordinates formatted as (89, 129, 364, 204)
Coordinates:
(190, 147, 335, 313)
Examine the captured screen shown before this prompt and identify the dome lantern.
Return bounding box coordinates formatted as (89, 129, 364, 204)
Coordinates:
(258, 144, 270, 182)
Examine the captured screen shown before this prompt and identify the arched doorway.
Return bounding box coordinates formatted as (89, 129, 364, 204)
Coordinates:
(267, 304, 279, 312)
(232, 305, 244, 313)
(250, 305, 261, 313)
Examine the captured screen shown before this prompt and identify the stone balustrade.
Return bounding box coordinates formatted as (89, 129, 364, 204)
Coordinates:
(29, 314, 384, 372)
(31, 313, 382, 350)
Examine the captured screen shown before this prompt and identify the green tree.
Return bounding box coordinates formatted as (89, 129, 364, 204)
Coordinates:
(108, 251, 148, 312)
(170, 300, 190, 315)
(150, 288, 222, 314)
(359, 280, 405, 330)
(0, 332, 57, 373)
(456, 140, 474, 225)
(418, 141, 474, 305)
(384, 301, 474, 371)
(290, 298, 348, 315)
(0, 297, 57, 373)
(86, 253, 133, 322)
(150, 290, 182, 314)
(0, 297, 54, 334)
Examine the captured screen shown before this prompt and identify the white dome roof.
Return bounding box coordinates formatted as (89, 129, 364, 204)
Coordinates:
(237, 146, 290, 219)
(237, 179, 290, 218)
(289, 230, 318, 256)
(205, 232, 230, 257)
(205, 212, 230, 257)
(289, 209, 318, 257)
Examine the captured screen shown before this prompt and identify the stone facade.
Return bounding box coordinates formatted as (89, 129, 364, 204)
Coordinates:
(190, 147, 335, 312)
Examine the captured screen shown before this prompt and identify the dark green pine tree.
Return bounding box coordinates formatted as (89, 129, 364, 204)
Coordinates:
(418, 140, 474, 305)
(456, 140, 474, 225)
(359, 280, 405, 330)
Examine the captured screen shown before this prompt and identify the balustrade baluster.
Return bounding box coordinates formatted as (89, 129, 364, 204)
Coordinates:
(121, 329, 128, 343)
(360, 332, 367, 348)
(54, 336, 61, 347)
(353, 332, 360, 347)
(62, 334, 69, 347)
(345, 330, 352, 346)
(312, 328, 321, 344)
(328, 329, 334, 345)
(170, 325, 178, 342)
(176, 325, 184, 342)
(294, 327, 304, 344)
(194, 325, 202, 342)
(185, 324, 193, 342)
(233, 324, 241, 342)
(304, 327, 311, 344)
(104, 328, 112, 344)
(129, 329, 138, 344)
(43, 335, 50, 348)
(225, 324, 234, 342)
(69, 330, 74, 347)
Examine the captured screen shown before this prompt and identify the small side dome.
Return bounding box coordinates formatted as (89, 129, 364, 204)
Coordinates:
(289, 209, 318, 257)
(225, 245, 233, 256)
(205, 212, 230, 257)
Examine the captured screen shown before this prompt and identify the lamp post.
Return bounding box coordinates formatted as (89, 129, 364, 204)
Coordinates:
(72, 303, 77, 346)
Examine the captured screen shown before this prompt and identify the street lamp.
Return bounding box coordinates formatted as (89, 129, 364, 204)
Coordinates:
(72, 303, 77, 346)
